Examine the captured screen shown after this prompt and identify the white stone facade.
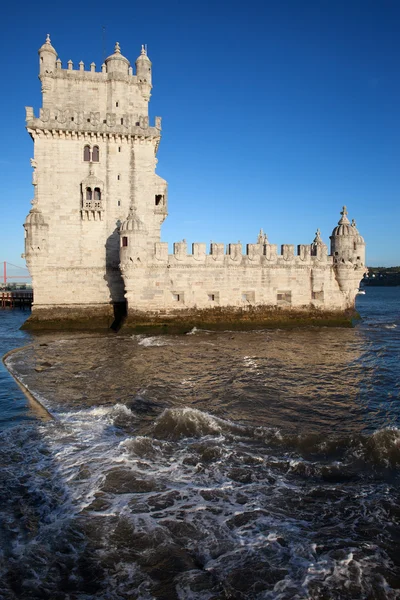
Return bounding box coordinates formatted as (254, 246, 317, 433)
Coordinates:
(24, 37, 366, 326)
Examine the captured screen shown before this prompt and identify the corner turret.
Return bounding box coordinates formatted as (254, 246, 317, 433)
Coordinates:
(330, 206, 365, 266)
(105, 42, 130, 75)
(119, 206, 148, 267)
(330, 206, 367, 303)
(136, 45, 152, 83)
(38, 34, 57, 75)
(135, 45, 152, 101)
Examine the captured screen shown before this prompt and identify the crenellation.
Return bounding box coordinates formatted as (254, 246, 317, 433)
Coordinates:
(24, 36, 367, 328)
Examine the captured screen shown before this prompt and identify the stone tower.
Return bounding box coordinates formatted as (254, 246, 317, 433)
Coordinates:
(24, 36, 167, 321)
(24, 36, 366, 331)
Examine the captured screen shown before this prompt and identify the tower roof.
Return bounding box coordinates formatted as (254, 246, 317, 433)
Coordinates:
(120, 207, 146, 232)
(136, 44, 151, 64)
(38, 34, 57, 55)
(331, 206, 357, 237)
(105, 42, 130, 66)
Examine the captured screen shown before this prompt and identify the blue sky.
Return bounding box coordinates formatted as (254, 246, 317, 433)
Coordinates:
(1, 0, 399, 275)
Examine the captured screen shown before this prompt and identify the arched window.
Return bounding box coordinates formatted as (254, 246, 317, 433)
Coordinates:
(86, 187, 92, 200)
(92, 146, 99, 162)
(94, 188, 101, 200)
(83, 146, 91, 162)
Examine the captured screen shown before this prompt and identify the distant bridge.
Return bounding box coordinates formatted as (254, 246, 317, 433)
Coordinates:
(0, 261, 31, 287)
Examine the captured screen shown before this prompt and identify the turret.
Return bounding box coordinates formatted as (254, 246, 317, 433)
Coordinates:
(38, 34, 57, 75)
(330, 206, 365, 266)
(330, 206, 367, 301)
(136, 45, 152, 84)
(119, 207, 148, 268)
(105, 42, 130, 76)
(135, 45, 152, 101)
(23, 205, 48, 265)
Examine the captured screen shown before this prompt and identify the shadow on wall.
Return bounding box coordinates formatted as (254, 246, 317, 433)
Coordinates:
(104, 227, 127, 331)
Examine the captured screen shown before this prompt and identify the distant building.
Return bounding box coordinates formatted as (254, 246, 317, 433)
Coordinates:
(23, 36, 366, 328)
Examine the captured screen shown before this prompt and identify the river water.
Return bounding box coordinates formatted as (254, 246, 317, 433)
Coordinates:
(0, 288, 399, 599)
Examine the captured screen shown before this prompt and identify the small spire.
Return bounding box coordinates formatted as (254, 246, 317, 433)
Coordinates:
(46, 33, 51, 45)
(141, 44, 147, 56)
(313, 228, 323, 244)
(338, 205, 350, 225)
(114, 42, 121, 54)
(351, 219, 357, 227)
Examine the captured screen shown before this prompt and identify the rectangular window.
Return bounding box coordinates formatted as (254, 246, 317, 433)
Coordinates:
(118, 200, 121, 206)
(208, 294, 215, 301)
(242, 291, 255, 303)
(122, 237, 128, 247)
(117, 175, 120, 180)
(120, 118, 124, 125)
(312, 291, 324, 301)
(118, 147, 121, 152)
(173, 294, 180, 302)
(277, 291, 292, 304)
(116, 102, 119, 107)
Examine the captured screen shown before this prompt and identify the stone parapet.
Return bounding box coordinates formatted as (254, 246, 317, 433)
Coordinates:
(25, 107, 161, 138)
(150, 242, 334, 267)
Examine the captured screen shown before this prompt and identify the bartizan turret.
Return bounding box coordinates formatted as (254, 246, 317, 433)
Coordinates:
(38, 34, 57, 76)
(330, 206, 367, 305)
(104, 42, 130, 76)
(120, 206, 148, 267)
(136, 45, 152, 101)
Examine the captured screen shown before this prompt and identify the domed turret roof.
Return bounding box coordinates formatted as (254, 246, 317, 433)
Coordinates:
(38, 34, 57, 55)
(136, 45, 151, 64)
(120, 207, 145, 232)
(24, 206, 46, 227)
(331, 206, 357, 237)
(105, 42, 130, 66)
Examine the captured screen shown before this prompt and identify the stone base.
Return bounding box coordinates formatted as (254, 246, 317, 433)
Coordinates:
(124, 306, 359, 334)
(21, 304, 359, 333)
(21, 304, 116, 331)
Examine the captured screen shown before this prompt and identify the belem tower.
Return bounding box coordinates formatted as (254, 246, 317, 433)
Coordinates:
(23, 36, 366, 330)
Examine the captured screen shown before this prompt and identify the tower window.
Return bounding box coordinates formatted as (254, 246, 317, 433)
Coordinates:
(277, 291, 291, 303)
(116, 102, 119, 107)
(117, 175, 120, 180)
(94, 188, 101, 201)
(122, 236, 128, 247)
(118, 200, 121, 206)
(118, 146, 121, 152)
(71, 117, 74, 122)
(83, 146, 91, 162)
(92, 146, 99, 162)
(120, 118, 124, 125)
(86, 187, 92, 200)
(155, 194, 163, 206)
(312, 291, 324, 301)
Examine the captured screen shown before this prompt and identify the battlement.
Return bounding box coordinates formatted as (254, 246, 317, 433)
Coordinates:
(25, 107, 161, 137)
(149, 239, 333, 267)
(40, 59, 141, 81)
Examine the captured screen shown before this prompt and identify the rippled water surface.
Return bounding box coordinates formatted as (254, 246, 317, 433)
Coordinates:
(1, 288, 399, 599)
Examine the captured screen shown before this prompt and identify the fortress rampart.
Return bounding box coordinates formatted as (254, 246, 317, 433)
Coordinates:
(22, 37, 366, 331)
